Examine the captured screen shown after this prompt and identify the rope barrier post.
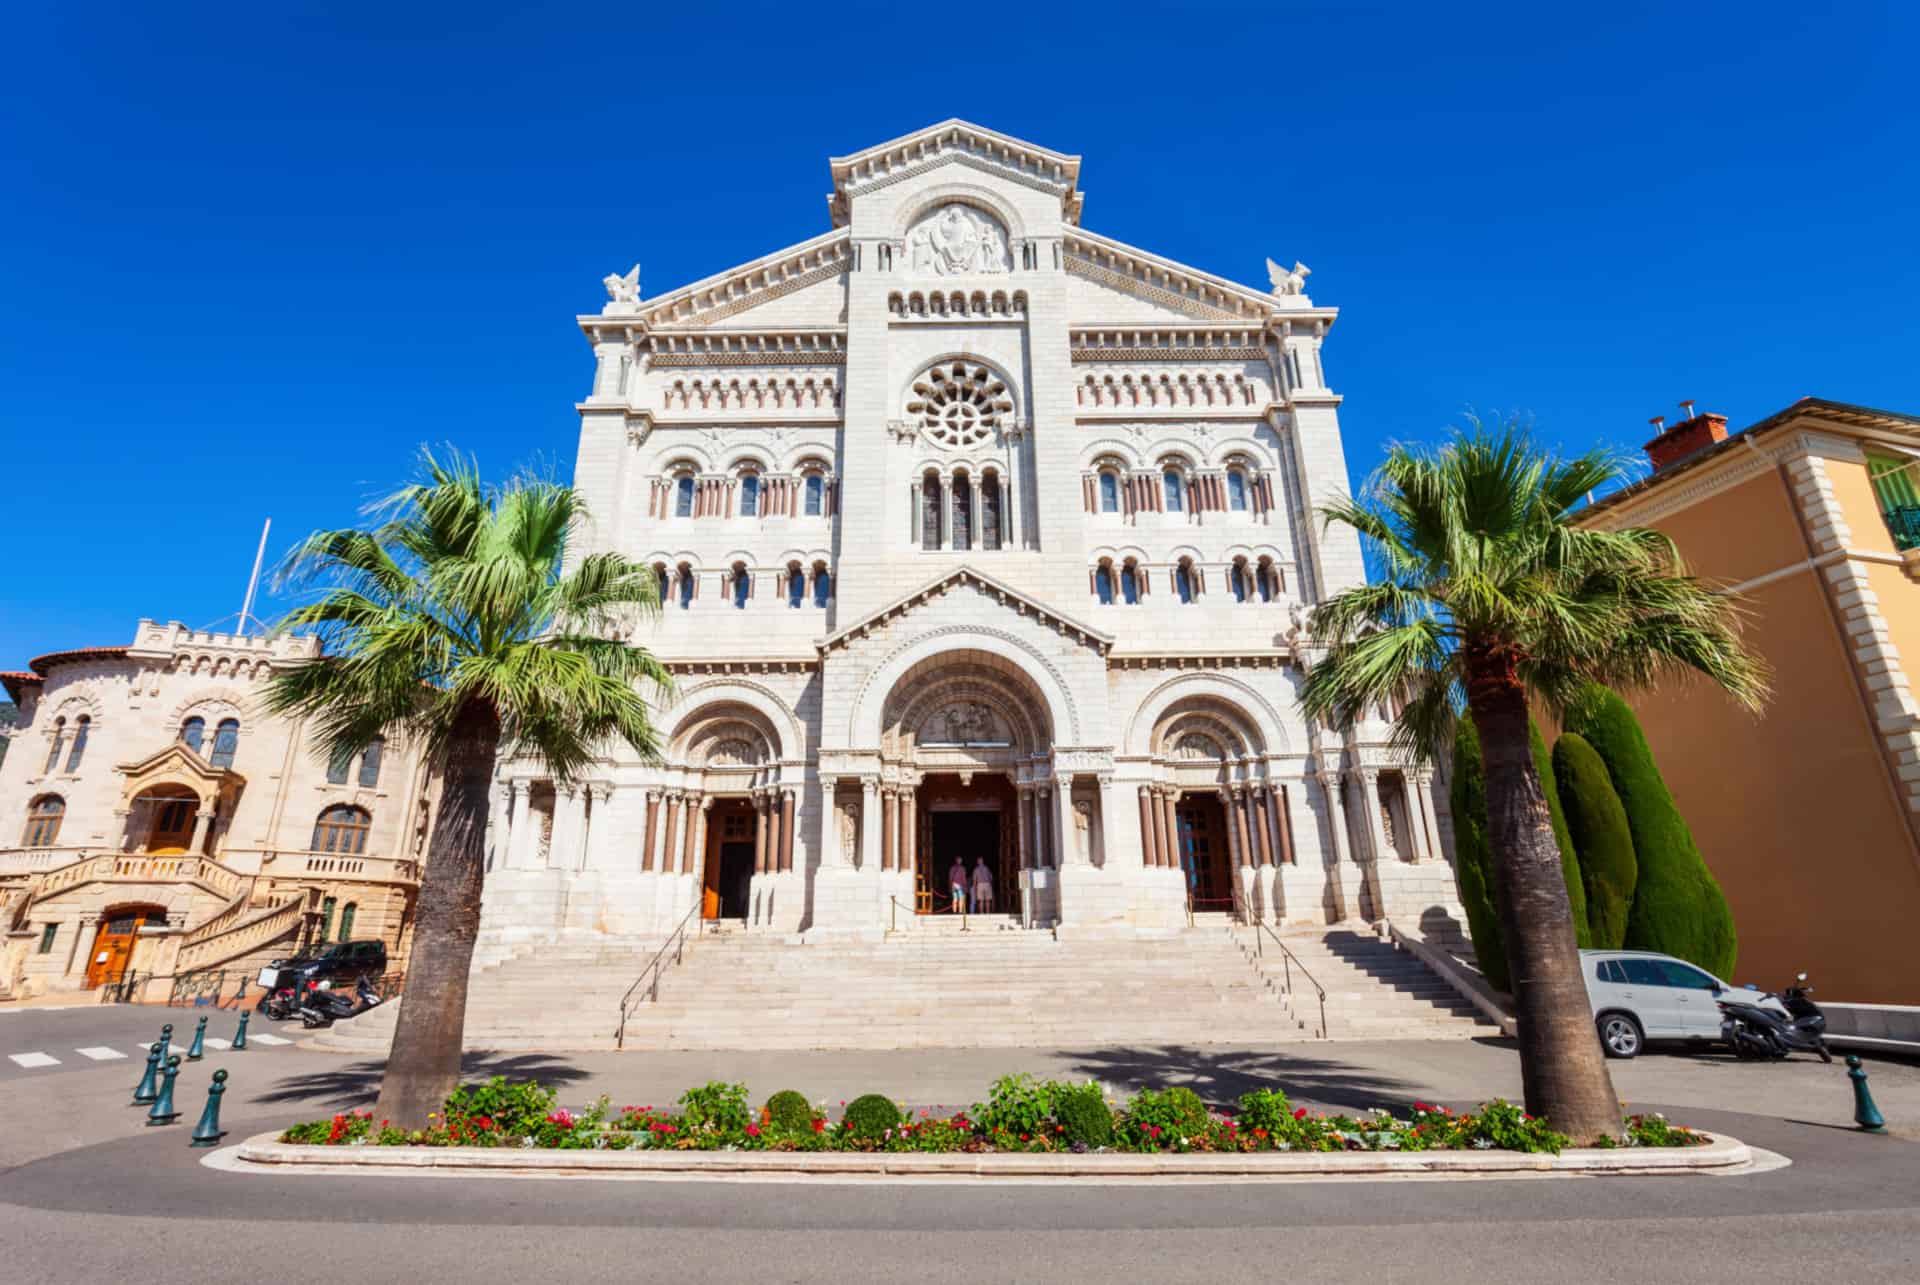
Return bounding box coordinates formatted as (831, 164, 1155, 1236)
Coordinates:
(186, 1015, 208, 1062)
(233, 1010, 250, 1051)
(146, 1055, 182, 1126)
(132, 1042, 162, 1105)
(189, 1069, 229, 1147)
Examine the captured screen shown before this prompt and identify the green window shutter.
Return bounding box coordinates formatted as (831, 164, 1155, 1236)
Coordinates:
(1868, 454, 1919, 510)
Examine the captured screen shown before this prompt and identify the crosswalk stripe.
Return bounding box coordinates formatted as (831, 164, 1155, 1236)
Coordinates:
(8, 1052, 61, 1068)
(203, 1038, 232, 1050)
(249, 1033, 291, 1046)
(75, 1046, 126, 1061)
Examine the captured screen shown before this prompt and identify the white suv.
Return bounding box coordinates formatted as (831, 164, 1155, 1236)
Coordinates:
(1581, 950, 1774, 1059)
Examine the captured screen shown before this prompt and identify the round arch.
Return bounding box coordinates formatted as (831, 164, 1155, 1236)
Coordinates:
(659, 680, 804, 763)
(849, 630, 1079, 748)
(1124, 672, 1290, 759)
(892, 181, 1029, 243)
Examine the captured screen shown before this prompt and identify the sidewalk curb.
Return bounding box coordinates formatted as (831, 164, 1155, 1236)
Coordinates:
(229, 1131, 1753, 1181)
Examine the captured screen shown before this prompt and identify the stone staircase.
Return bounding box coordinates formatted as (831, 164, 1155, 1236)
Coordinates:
(318, 918, 1494, 1054)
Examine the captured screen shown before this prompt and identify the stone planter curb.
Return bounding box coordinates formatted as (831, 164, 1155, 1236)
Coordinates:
(229, 1131, 1752, 1180)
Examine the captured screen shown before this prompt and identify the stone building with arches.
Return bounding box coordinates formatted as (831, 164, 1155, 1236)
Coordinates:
(0, 620, 437, 1000)
(480, 122, 1464, 955)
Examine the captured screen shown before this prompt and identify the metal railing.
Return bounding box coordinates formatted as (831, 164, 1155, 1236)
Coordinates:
(99, 970, 148, 1004)
(616, 903, 700, 1049)
(167, 968, 254, 1008)
(1884, 504, 1920, 551)
(1253, 922, 1327, 1039)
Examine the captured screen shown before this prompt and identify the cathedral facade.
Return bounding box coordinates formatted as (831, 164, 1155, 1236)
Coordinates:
(479, 122, 1461, 952)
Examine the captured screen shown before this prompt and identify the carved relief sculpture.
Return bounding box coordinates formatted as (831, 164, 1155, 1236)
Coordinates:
(907, 204, 1009, 276)
(603, 264, 641, 303)
(1266, 258, 1311, 296)
(840, 802, 859, 863)
(1072, 799, 1092, 862)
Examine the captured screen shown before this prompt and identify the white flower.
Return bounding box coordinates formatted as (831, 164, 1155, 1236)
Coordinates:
(1472, 1138, 1495, 1150)
(520, 1137, 536, 1149)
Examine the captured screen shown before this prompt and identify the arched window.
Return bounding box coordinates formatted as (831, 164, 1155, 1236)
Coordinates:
(674, 475, 695, 518)
(63, 715, 90, 772)
(981, 473, 1002, 551)
(326, 749, 352, 786)
(738, 472, 760, 517)
(179, 716, 205, 754)
(1099, 471, 1120, 513)
(952, 474, 973, 551)
(312, 804, 371, 855)
(1230, 559, 1251, 603)
(210, 718, 240, 769)
(787, 561, 805, 608)
(23, 795, 64, 847)
(730, 563, 750, 609)
(1164, 468, 1185, 512)
(804, 473, 824, 516)
(358, 736, 384, 788)
(1227, 469, 1249, 511)
(921, 472, 942, 550)
(1120, 561, 1141, 605)
(1095, 563, 1115, 605)
(337, 901, 358, 942)
(812, 563, 832, 607)
(43, 718, 65, 775)
(654, 563, 670, 603)
(1258, 557, 1282, 602)
(677, 564, 695, 609)
(1175, 560, 1197, 603)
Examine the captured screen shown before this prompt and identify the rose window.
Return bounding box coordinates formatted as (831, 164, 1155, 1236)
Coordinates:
(907, 362, 1013, 450)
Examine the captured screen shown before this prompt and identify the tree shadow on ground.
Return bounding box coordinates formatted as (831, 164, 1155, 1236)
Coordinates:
(254, 1053, 590, 1111)
(1058, 1045, 1419, 1114)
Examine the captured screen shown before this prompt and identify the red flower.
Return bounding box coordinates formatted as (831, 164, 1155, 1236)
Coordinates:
(745, 1124, 761, 1137)
(1293, 1108, 1308, 1120)
(811, 1118, 826, 1133)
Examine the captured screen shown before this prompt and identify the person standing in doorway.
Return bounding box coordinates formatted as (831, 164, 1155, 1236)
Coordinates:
(971, 857, 994, 913)
(948, 857, 969, 914)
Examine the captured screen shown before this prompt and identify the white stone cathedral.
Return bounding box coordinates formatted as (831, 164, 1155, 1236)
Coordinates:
(478, 121, 1462, 954)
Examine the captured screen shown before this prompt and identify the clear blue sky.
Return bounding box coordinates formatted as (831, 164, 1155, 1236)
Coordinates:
(4, 3, 1916, 666)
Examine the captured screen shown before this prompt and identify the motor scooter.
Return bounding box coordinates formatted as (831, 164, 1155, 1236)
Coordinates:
(1718, 972, 1831, 1063)
(299, 976, 382, 1029)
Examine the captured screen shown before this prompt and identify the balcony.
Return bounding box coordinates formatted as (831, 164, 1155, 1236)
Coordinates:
(1883, 505, 1920, 552)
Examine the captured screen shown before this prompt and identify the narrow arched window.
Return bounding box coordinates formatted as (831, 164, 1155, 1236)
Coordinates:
(210, 718, 240, 769)
(1227, 469, 1249, 511)
(739, 472, 760, 517)
(675, 475, 695, 517)
(804, 473, 824, 516)
(180, 716, 205, 754)
(981, 473, 1002, 551)
(43, 718, 65, 775)
(787, 563, 805, 608)
(1095, 564, 1115, 605)
(63, 715, 90, 772)
(326, 749, 352, 785)
(1230, 561, 1250, 602)
(358, 736, 384, 788)
(677, 566, 695, 609)
(921, 473, 942, 550)
(731, 564, 750, 609)
(313, 804, 371, 855)
(1121, 562, 1141, 605)
(654, 563, 670, 603)
(1099, 471, 1120, 513)
(1259, 557, 1281, 602)
(812, 565, 832, 607)
(1164, 469, 1185, 511)
(952, 474, 973, 551)
(23, 795, 64, 847)
(338, 901, 358, 942)
(1175, 562, 1196, 603)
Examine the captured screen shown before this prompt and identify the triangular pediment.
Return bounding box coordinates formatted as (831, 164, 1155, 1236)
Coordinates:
(819, 566, 1113, 657)
(1064, 228, 1310, 324)
(828, 119, 1083, 226)
(584, 229, 853, 331)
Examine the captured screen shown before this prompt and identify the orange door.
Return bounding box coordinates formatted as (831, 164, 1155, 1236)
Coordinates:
(147, 799, 196, 854)
(85, 914, 144, 988)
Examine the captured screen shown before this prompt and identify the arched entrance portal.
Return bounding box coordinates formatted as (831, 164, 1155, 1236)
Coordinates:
(1174, 792, 1232, 909)
(915, 773, 1017, 914)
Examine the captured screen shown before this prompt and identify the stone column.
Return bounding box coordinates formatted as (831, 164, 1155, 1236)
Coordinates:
(660, 794, 683, 876)
(641, 790, 660, 873)
(190, 810, 215, 857)
(941, 472, 955, 550)
(547, 787, 578, 871)
(1052, 779, 1074, 871)
(1137, 787, 1158, 867)
(584, 783, 614, 871)
(1415, 772, 1441, 864)
(779, 790, 796, 872)
(753, 793, 770, 876)
(880, 789, 897, 872)
(1252, 787, 1275, 867)
(1095, 776, 1116, 867)
(1270, 784, 1295, 865)
(488, 784, 512, 871)
(766, 790, 784, 876)
(1359, 769, 1392, 864)
(508, 783, 539, 869)
(1221, 790, 1246, 872)
(1155, 790, 1176, 872)
(1316, 775, 1348, 866)
(859, 778, 881, 871)
(684, 795, 709, 876)
(900, 790, 916, 878)
(1016, 786, 1034, 869)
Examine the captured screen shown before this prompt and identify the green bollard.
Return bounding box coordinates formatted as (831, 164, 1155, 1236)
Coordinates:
(157, 1021, 174, 1065)
(147, 1055, 182, 1126)
(132, 1042, 162, 1105)
(233, 1010, 249, 1051)
(1847, 1055, 1888, 1134)
(189, 1069, 229, 1147)
(186, 1015, 207, 1061)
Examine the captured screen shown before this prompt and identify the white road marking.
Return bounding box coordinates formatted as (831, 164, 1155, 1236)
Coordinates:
(203, 1038, 232, 1050)
(8, 1052, 61, 1068)
(75, 1046, 127, 1060)
(249, 1033, 291, 1046)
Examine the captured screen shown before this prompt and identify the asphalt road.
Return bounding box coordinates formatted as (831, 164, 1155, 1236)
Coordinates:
(3, 1011, 1918, 1284)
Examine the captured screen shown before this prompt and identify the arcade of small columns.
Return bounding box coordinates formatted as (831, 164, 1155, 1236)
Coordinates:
(1134, 780, 1298, 873)
(491, 777, 801, 875)
(838, 772, 1074, 877)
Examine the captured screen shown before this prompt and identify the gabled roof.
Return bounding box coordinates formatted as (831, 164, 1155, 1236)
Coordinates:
(114, 741, 247, 793)
(818, 565, 1114, 657)
(828, 119, 1084, 227)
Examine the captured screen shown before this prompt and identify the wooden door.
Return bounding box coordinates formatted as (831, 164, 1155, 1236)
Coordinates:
(147, 798, 196, 854)
(85, 913, 145, 988)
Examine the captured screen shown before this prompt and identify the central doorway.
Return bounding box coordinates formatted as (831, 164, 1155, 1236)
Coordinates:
(86, 904, 166, 989)
(701, 799, 756, 920)
(914, 772, 1016, 914)
(1175, 793, 1233, 910)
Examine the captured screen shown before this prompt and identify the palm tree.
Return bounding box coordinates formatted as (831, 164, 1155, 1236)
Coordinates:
(266, 451, 671, 1127)
(1300, 421, 1765, 1142)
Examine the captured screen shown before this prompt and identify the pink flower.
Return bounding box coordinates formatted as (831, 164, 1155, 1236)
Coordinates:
(745, 1124, 761, 1137)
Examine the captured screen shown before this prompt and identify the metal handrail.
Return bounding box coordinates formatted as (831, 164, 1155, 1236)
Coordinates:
(616, 902, 700, 1049)
(1253, 921, 1328, 1039)
(891, 894, 966, 931)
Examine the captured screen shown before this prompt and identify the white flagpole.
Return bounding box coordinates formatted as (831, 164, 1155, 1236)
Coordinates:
(239, 518, 272, 633)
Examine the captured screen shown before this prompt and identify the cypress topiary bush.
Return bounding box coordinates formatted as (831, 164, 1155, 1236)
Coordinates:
(1552, 732, 1637, 950)
(764, 1090, 814, 1134)
(1531, 720, 1592, 948)
(841, 1094, 902, 1140)
(1566, 685, 1736, 977)
(1449, 720, 1510, 991)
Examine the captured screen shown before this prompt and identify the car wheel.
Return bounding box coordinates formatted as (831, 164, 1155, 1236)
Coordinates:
(1598, 1012, 1643, 1059)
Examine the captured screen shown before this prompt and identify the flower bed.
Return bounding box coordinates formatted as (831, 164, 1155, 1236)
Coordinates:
(279, 1075, 1713, 1155)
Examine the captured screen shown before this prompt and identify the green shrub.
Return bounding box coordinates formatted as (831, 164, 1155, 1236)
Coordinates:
(1449, 721, 1509, 991)
(1553, 732, 1637, 950)
(1119, 1086, 1211, 1150)
(1567, 685, 1737, 977)
(678, 1081, 751, 1134)
(1532, 719, 1592, 948)
(973, 1073, 1057, 1138)
(842, 1094, 902, 1140)
(1052, 1082, 1115, 1148)
(1235, 1087, 1293, 1135)
(443, 1077, 555, 1136)
(763, 1090, 814, 1134)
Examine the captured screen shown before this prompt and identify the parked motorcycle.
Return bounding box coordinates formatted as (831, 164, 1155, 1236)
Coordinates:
(299, 976, 382, 1029)
(1718, 972, 1831, 1063)
(255, 965, 303, 1021)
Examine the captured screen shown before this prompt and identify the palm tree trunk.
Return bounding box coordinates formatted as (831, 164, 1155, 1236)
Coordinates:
(375, 700, 499, 1128)
(1467, 656, 1620, 1143)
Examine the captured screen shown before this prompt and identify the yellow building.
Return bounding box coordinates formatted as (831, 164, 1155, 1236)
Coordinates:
(1578, 398, 1920, 1004)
